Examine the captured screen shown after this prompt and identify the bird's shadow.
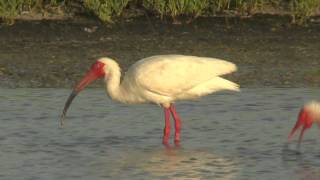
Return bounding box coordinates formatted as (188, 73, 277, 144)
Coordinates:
(281, 142, 302, 162)
(281, 142, 320, 179)
(163, 142, 183, 154)
(281, 141, 320, 163)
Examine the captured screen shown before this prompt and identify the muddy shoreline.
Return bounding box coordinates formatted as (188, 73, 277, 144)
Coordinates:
(1, 15, 320, 88)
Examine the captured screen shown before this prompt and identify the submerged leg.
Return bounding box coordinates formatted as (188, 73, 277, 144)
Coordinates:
(169, 104, 182, 145)
(162, 107, 171, 145)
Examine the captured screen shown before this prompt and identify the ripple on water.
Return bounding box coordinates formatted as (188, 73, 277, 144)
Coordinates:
(1, 88, 320, 179)
(140, 149, 240, 180)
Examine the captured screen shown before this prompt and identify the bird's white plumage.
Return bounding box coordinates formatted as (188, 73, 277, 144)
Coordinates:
(304, 101, 320, 111)
(304, 101, 320, 122)
(99, 55, 239, 107)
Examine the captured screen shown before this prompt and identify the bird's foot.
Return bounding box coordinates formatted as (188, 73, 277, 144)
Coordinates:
(162, 138, 181, 149)
(162, 139, 169, 145)
(174, 133, 180, 144)
(174, 133, 181, 148)
(162, 126, 170, 146)
(174, 140, 181, 148)
(162, 135, 170, 146)
(162, 141, 172, 149)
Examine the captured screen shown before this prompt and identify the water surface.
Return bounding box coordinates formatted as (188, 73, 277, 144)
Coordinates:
(0, 88, 320, 180)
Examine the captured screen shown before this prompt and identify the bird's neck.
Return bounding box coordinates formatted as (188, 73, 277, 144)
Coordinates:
(104, 64, 125, 103)
(102, 59, 145, 104)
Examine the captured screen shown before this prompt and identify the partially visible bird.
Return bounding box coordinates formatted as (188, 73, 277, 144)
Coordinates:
(60, 55, 239, 145)
(288, 101, 320, 144)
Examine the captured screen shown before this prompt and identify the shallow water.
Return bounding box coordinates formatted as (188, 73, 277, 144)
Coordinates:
(0, 88, 320, 180)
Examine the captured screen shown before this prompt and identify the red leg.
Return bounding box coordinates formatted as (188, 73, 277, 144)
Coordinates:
(169, 104, 182, 145)
(162, 107, 171, 145)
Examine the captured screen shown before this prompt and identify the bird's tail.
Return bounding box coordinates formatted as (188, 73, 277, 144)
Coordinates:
(211, 77, 240, 92)
(186, 77, 240, 98)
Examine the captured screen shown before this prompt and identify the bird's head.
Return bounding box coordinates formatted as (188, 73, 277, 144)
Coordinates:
(60, 58, 110, 127)
(74, 60, 106, 91)
(288, 101, 320, 144)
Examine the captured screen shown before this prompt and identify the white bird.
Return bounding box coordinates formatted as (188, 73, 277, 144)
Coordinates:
(61, 55, 239, 145)
(288, 101, 320, 144)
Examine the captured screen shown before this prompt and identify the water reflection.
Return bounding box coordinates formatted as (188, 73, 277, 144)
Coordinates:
(2, 88, 320, 179)
(282, 142, 320, 180)
(108, 146, 240, 179)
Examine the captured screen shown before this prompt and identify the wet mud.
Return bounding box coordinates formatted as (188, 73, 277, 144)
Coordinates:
(1, 15, 320, 88)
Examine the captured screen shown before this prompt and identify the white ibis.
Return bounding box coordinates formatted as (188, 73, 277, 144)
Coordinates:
(288, 101, 320, 144)
(61, 55, 239, 145)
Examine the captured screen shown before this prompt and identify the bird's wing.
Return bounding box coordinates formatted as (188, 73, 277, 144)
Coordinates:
(129, 55, 237, 96)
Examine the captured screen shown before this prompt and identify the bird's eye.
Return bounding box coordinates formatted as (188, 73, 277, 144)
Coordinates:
(92, 62, 100, 70)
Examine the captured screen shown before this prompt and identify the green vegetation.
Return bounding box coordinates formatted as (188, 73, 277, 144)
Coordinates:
(0, 0, 65, 24)
(290, 0, 320, 24)
(234, 0, 265, 15)
(1, 0, 320, 24)
(0, 0, 23, 24)
(143, 0, 209, 20)
(83, 0, 129, 22)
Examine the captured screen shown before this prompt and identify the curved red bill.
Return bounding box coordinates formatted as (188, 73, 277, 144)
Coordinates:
(288, 108, 314, 144)
(60, 61, 105, 127)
